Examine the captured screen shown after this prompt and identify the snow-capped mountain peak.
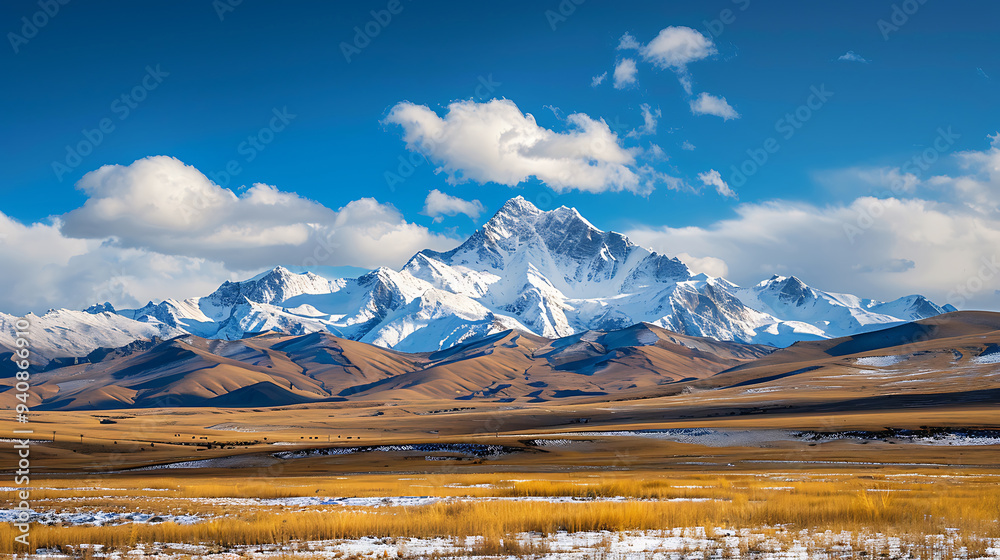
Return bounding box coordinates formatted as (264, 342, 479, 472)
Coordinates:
(83, 302, 116, 315)
(756, 275, 817, 307)
(207, 265, 333, 307)
(1, 197, 953, 362)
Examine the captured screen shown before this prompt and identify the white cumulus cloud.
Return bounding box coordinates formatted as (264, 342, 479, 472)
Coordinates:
(422, 189, 486, 222)
(384, 98, 665, 194)
(626, 197, 1000, 311)
(60, 156, 456, 271)
(0, 211, 236, 314)
(640, 26, 717, 94)
(0, 156, 465, 314)
(640, 26, 717, 69)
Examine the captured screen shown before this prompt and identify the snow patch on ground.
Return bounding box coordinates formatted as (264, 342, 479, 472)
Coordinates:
(134, 455, 277, 470)
(259, 496, 442, 508)
(9, 496, 729, 524)
(973, 351, 1000, 364)
(521, 428, 798, 447)
(0, 510, 200, 526)
(795, 429, 1000, 446)
(246, 496, 718, 507)
(518, 427, 1000, 449)
(855, 355, 908, 367)
(205, 423, 301, 432)
(741, 386, 782, 394)
(912, 434, 1000, 446)
(527, 439, 577, 446)
(40, 530, 1000, 559)
(273, 443, 513, 460)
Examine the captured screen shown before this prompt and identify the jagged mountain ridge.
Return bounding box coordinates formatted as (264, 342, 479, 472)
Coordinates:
(1, 196, 953, 363)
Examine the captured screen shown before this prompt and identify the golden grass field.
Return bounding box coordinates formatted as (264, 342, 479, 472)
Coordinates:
(3, 379, 1000, 559)
(1, 470, 999, 556)
(2, 394, 1000, 557)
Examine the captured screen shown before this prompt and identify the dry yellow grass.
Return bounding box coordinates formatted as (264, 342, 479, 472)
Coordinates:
(4, 471, 999, 554)
(2, 498, 996, 554)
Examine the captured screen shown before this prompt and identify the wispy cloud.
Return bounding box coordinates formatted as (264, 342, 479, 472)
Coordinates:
(627, 104, 660, 138)
(617, 32, 640, 51)
(646, 144, 666, 160)
(590, 71, 607, 87)
(689, 92, 740, 120)
(837, 51, 869, 64)
(698, 169, 737, 198)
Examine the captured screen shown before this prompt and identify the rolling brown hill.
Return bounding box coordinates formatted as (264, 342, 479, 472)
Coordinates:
(608, 310, 1000, 419)
(4, 323, 773, 410)
(693, 311, 1000, 391)
(6, 311, 999, 415)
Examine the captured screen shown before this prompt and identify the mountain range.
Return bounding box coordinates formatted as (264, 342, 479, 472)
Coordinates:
(8, 310, 999, 411)
(14, 323, 777, 410)
(0, 196, 954, 367)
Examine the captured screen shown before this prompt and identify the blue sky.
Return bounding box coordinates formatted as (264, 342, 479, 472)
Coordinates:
(1, 0, 999, 313)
